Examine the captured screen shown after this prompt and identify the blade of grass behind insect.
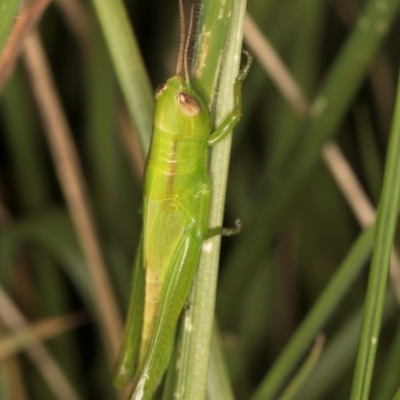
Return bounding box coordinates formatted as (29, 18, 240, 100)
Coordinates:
(0, 329, 27, 399)
(2, 66, 81, 385)
(354, 105, 383, 204)
(350, 69, 400, 400)
(0, 311, 87, 359)
(228, 257, 274, 397)
(277, 334, 325, 400)
(250, 223, 375, 400)
(393, 388, 400, 400)
(247, 0, 278, 28)
(233, 0, 312, 151)
(172, 0, 245, 398)
(206, 322, 235, 400)
(267, 0, 324, 173)
(2, 66, 50, 208)
(0, 367, 11, 399)
(0, 285, 81, 400)
(0, 0, 20, 52)
(373, 320, 400, 400)
(296, 306, 363, 400)
(84, 22, 120, 227)
(293, 290, 397, 400)
(0, 367, 5, 399)
(219, 0, 400, 321)
(84, 20, 138, 307)
(0, 208, 93, 311)
(228, 0, 318, 223)
(89, 0, 153, 155)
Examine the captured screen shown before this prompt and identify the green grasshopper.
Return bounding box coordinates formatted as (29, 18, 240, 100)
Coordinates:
(112, 2, 251, 398)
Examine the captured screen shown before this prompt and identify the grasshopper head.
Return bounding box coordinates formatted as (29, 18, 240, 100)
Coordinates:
(153, 75, 210, 139)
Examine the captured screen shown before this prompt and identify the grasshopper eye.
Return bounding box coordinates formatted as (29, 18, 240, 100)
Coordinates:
(155, 83, 167, 99)
(178, 92, 200, 117)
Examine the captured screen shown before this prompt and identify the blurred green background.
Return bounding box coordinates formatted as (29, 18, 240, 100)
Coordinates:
(1, 0, 400, 399)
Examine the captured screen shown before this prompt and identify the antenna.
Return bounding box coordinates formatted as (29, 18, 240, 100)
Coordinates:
(176, 0, 185, 75)
(183, 4, 194, 82)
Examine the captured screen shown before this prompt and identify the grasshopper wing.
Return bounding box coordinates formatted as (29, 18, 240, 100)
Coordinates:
(130, 198, 204, 399)
(112, 235, 145, 388)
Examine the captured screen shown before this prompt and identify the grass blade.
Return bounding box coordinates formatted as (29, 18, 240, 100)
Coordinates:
(350, 69, 400, 400)
(0, 0, 20, 53)
(219, 0, 400, 315)
(251, 224, 374, 400)
(90, 0, 153, 155)
(173, 0, 247, 398)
